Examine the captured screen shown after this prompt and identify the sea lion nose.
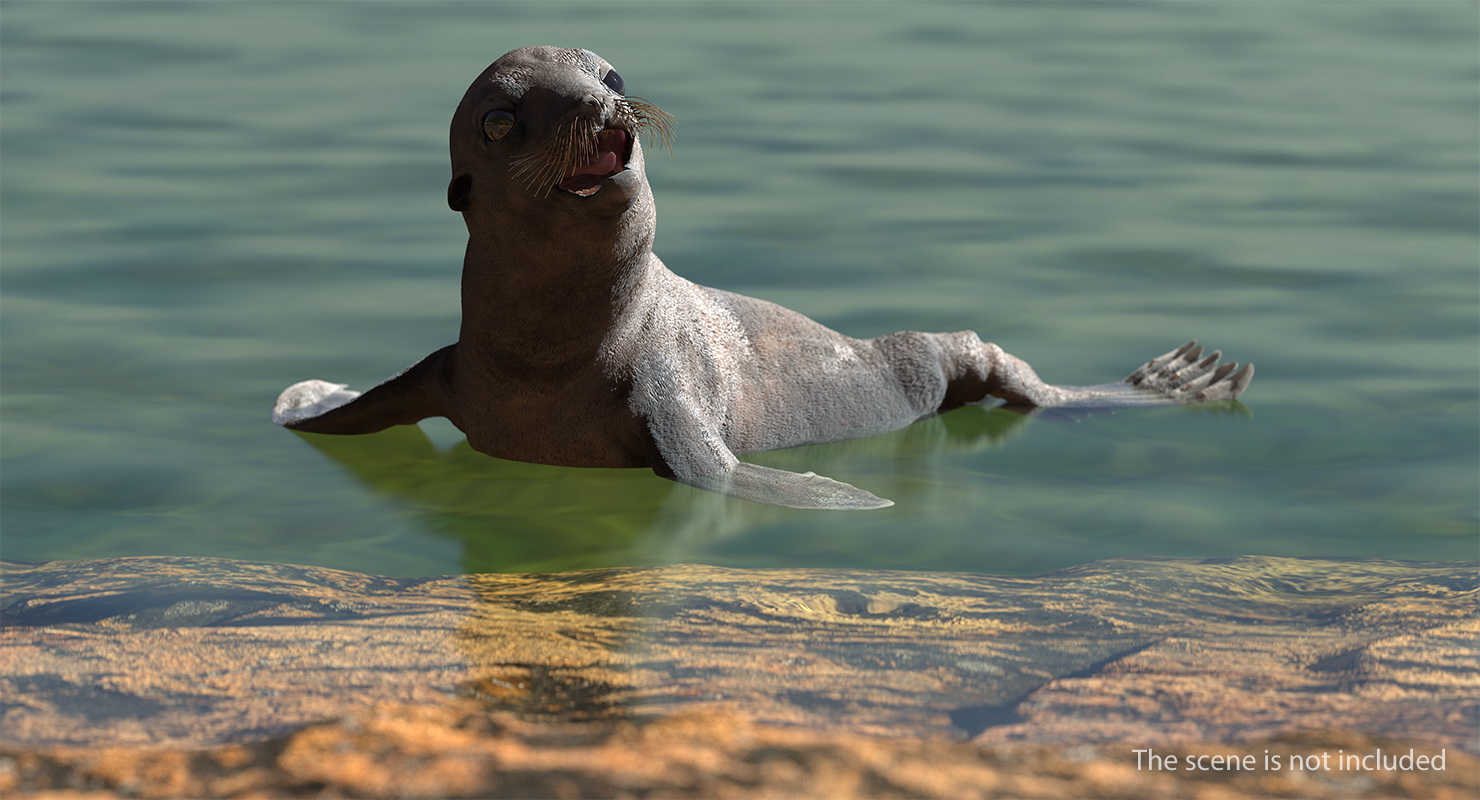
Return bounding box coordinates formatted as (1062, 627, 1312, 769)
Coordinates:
(578, 93, 611, 122)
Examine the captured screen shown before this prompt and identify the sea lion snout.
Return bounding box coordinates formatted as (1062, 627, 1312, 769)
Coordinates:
(577, 91, 616, 122)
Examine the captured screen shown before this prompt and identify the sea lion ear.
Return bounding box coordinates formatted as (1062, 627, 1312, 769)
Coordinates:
(447, 173, 472, 212)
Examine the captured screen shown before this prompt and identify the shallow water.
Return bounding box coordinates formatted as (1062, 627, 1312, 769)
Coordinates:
(4, 554, 1475, 752)
(3, 1, 1476, 577)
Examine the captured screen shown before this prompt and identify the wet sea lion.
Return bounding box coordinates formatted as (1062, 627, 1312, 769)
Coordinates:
(274, 46, 1253, 510)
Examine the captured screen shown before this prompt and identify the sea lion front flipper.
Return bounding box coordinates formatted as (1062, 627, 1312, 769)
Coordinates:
(679, 462, 894, 510)
(274, 345, 454, 434)
(642, 380, 893, 510)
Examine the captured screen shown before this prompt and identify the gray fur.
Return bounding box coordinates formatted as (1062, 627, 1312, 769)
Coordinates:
(274, 46, 1253, 509)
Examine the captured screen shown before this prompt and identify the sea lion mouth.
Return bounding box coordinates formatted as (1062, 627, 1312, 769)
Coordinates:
(509, 96, 674, 199)
(556, 127, 629, 197)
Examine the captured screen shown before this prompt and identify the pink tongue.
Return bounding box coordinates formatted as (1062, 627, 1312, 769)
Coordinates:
(563, 129, 627, 178)
(564, 150, 619, 178)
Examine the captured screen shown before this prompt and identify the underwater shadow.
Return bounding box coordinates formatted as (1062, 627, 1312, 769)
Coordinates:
(289, 403, 1076, 573)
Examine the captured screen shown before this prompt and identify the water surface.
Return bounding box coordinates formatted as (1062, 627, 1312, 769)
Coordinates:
(2, 1, 1475, 576)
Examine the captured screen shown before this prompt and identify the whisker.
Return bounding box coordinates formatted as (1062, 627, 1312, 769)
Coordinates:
(508, 98, 673, 197)
(618, 96, 676, 152)
(511, 117, 603, 197)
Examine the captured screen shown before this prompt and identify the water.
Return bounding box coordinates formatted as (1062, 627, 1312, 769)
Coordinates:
(2, 1, 1476, 578)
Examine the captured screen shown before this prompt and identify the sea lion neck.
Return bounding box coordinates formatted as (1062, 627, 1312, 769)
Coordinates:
(456, 212, 659, 373)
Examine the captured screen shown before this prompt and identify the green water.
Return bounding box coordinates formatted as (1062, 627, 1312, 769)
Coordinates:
(2, 1, 1476, 577)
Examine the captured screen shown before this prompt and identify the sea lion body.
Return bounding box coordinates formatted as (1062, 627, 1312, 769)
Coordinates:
(275, 46, 1252, 509)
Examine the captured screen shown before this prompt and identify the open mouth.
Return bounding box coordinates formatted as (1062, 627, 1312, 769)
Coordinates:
(557, 128, 630, 197)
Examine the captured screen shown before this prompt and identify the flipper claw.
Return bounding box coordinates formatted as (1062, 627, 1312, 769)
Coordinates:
(1123, 341, 1253, 402)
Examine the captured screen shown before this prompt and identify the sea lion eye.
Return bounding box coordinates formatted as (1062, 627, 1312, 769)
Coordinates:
(602, 69, 624, 95)
(482, 110, 514, 141)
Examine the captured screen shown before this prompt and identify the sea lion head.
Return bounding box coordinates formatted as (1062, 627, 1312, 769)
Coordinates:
(448, 46, 673, 230)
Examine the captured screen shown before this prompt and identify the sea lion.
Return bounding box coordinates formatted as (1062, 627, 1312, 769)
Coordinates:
(274, 46, 1253, 510)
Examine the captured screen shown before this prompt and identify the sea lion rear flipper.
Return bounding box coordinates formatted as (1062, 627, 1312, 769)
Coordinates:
(274, 345, 454, 434)
(1049, 341, 1254, 409)
(1121, 340, 1254, 401)
(678, 462, 894, 510)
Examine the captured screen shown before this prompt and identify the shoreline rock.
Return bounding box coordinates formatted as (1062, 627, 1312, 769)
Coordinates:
(2, 555, 1475, 797)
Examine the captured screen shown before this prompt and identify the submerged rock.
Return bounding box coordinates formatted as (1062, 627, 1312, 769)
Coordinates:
(1, 555, 1474, 797)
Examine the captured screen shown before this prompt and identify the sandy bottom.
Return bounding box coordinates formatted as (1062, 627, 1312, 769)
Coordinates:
(2, 555, 1475, 798)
